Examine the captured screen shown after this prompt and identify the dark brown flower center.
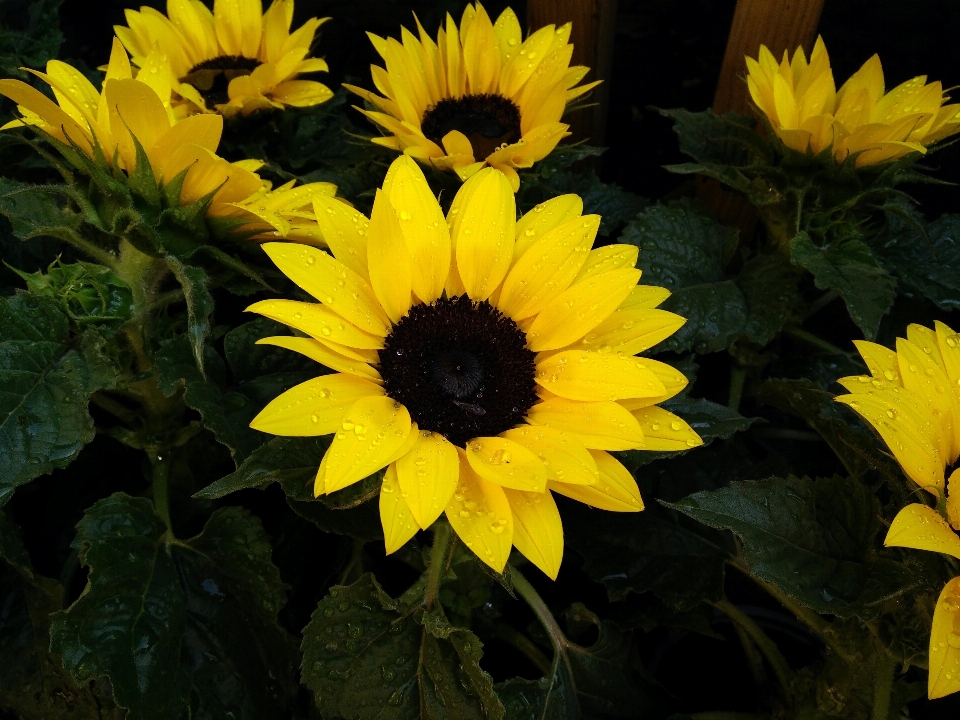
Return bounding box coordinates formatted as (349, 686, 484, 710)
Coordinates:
(420, 94, 522, 160)
(181, 56, 261, 108)
(377, 296, 538, 447)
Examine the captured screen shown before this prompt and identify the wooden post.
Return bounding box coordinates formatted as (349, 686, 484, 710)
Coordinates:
(526, 0, 618, 146)
(700, 0, 826, 231)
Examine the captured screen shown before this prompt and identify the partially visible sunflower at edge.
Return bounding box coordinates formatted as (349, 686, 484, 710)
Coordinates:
(115, 0, 332, 118)
(746, 36, 960, 167)
(246, 154, 701, 579)
(0, 39, 334, 238)
(345, 2, 600, 191)
(836, 323, 960, 699)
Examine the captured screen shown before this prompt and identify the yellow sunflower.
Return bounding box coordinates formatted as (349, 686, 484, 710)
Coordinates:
(247, 154, 699, 578)
(836, 322, 960, 698)
(746, 37, 960, 167)
(115, 0, 332, 117)
(344, 2, 600, 191)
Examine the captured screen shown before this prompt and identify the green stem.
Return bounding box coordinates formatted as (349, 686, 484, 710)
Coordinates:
(871, 647, 896, 720)
(151, 453, 175, 542)
(494, 623, 552, 675)
(710, 598, 794, 701)
(783, 326, 847, 356)
(337, 539, 366, 586)
(52, 228, 117, 269)
(728, 365, 746, 412)
(510, 565, 566, 656)
(90, 392, 136, 424)
(424, 522, 453, 611)
(731, 621, 767, 689)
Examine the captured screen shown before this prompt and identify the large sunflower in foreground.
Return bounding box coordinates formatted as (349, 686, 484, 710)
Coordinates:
(345, 3, 600, 191)
(746, 37, 960, 167)
(836, 323, 960, 699)
(115, 0, 332, 117)
(248, 155, 699, 578)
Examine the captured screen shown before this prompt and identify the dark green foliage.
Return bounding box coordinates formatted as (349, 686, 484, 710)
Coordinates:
(10, 258, 133, 326)
(0, 0, 63, 80)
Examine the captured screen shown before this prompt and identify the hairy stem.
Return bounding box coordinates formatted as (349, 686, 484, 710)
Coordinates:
(52, 228, 118, 269)
(510, 565, 566, 656)
(424, 522, 453, 611)
(151, 453, 175, 542)
(871, 647, 896, 720)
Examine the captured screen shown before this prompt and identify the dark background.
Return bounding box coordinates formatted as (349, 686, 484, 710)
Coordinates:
(6, 0, 960, 716)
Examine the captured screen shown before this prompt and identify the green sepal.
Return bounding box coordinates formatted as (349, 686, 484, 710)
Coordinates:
(163, 256, 213, 374)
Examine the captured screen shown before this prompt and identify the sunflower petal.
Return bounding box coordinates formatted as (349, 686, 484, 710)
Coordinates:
(324, 395, 412, 493)
(367, 188, 413, 323)
(527, 397, 645, 450)
(396, 430, 460, 529)
(502, 425, 599, 485)
(885, 504, 960, 560)
(535, 350, 666, 401)
(560, 309, 686, 356)
(466, 436, 547, 492)
(312, 196, 371, 281)
(446, 449, 514, 572)
(255, 337, 381, 381)
(250, 374, 383, 435)
(853, 339, 903, 385)
(929, 576, 960, 699)
(619, 285, 671, 311)
(246, 299, 384, 350)
(630, 406, 703, 451)
(104, 78, 170, 173)
(504, 488, 563, 579)
(550, 450, 644, 511)
(575, 244, 639, 283)
(380, 463, 420, 554)
(514, 194, 583, 258)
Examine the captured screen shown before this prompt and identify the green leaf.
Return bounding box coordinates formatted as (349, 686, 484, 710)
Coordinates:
(301, 573, 504, 720)
(0, 511, 122, 719)
(621, 199, 749, 353)
(0, 293, 116, 503)
(0, 178, 83, 243)
(736, 254, 802, 345)
(164, 257, 214, 374)
(0, 0, 63, 80)
(668, 475, 915, 616)
(49, 493, 297, 720)
(10, 258, 133, 327)
(789, 233, 896, 340)
(875, 211, 960, 311)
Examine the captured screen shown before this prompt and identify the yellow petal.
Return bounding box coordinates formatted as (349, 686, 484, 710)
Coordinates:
(929, 576, 960, 699)
(245, 299, 384, 350)
(560, 309, 686, 356)
(466, 436, 547, 492)
(255, 337, 381, 381)
(462, 4, 499, 95)
(260, 243, 390, 336)
(168, 0, 217, 61)
(574, 244, 639, 283)
(153, 114, 224, 181)
(384, 156, 450, 303)
(526, 269, 641, 352)
(535, 351, 666, 401)
(451, 167, 516, 301)
(503, 488, 563, 579)
(498, 215, 598, 320)
(493, 7, 522, 64)
(514, 194, 583, 258)
(446, 448, 514, 571)
(214, 0, 263, 57)
(618, 358, 690, 408)
(885, 504, 960, 560)
(104, 78, 170, 173)
(0, 79, 93, 154)
(396, 430, 460, 529)
(270, 80, 334, 107)
(897, 337, 960, 461)
(501, 425, 599, 486)
(936, 321, 960, 404)
(527, 397, 645, 451)
(500, 24, 556, 98)
(105, 37, 133, 82)
(380, 463, 420, 554)
(853, 339, 903, 385)
(550, 450, 644, 511)
(312, 196, 371, 281)
(367, 188, 413, 323)
(630, 406, 703, 451)
(250, 373, 383, 435)
(324, 396, 412, 493)
(619, 285, 671, 311)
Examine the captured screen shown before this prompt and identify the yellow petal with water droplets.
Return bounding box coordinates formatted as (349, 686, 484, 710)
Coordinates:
(574, 244, 638, 283)
(514, 194, 583, 258)
(380, 463, 420, 554)
(104, 78, 170, 174)
(498, 215, 598, 320)
(384, 157, 450, 303)
(246, 299, 383, 349)
(886, 504, 960, 560)
(452, 168, 515, 301)
(214, 0, 262, 57)
(367, 188, 413, 323)
(466, 436, 547, 492)
(396, 431, 459, 529)
(255, 337, 381, 381)
(0, 79, 93, 154)
(526, 268, 640, 352)
(324, 396, 412, 493)
(462, 4, 499, 95)
(250, 374, 383, 436)
(504, 488, 563, 579)
(936, 321, 960, 400)
(446, 449, 514, 572)
(948, 469, 960, 531)
(501, 425, 598, 486)
(561, 309, 686, 356)
(618, 359, 690, 409)
(312, 196, 371, 282)
(261, 243, 390, 336)
(527, 397, 644, 451)
(853, 339, 903, 385)
(619, 285, 671, 311)
(550, 450, 644, 511)
(493, 7, 522, 64)
(929, 576, 960, 699)
(630, 406, 703, 451)
(535, 350, 666, 401)
(897, 337, 960, 461)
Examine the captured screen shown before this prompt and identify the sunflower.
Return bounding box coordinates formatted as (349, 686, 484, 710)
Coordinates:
(344, 3, 600, 191)
(247, 155, 699, 578)
(836, 322, 960, 699)
(115, 0, 332, 117)
(746, 37, 960, 167)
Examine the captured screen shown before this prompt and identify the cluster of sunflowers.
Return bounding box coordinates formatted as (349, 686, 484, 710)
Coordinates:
(5, 0, 960, 708)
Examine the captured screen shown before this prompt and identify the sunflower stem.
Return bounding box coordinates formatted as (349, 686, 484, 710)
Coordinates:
(871, 645, 896, 720)
(510, 565, 565, 656)
(783, 326, 847, 356)
(151, 452, 175, 542)
(424, 522, 453, 611)
(493, 623, 553, 675)
(728, 364, 746, 412)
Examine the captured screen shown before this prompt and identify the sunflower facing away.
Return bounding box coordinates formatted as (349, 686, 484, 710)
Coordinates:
(247, 155, 700, 578)
(836, 322, 960, 699)
(746, 37, 960, 167)
(345, 3, 600, 191)
(115, 0, 332, 117)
